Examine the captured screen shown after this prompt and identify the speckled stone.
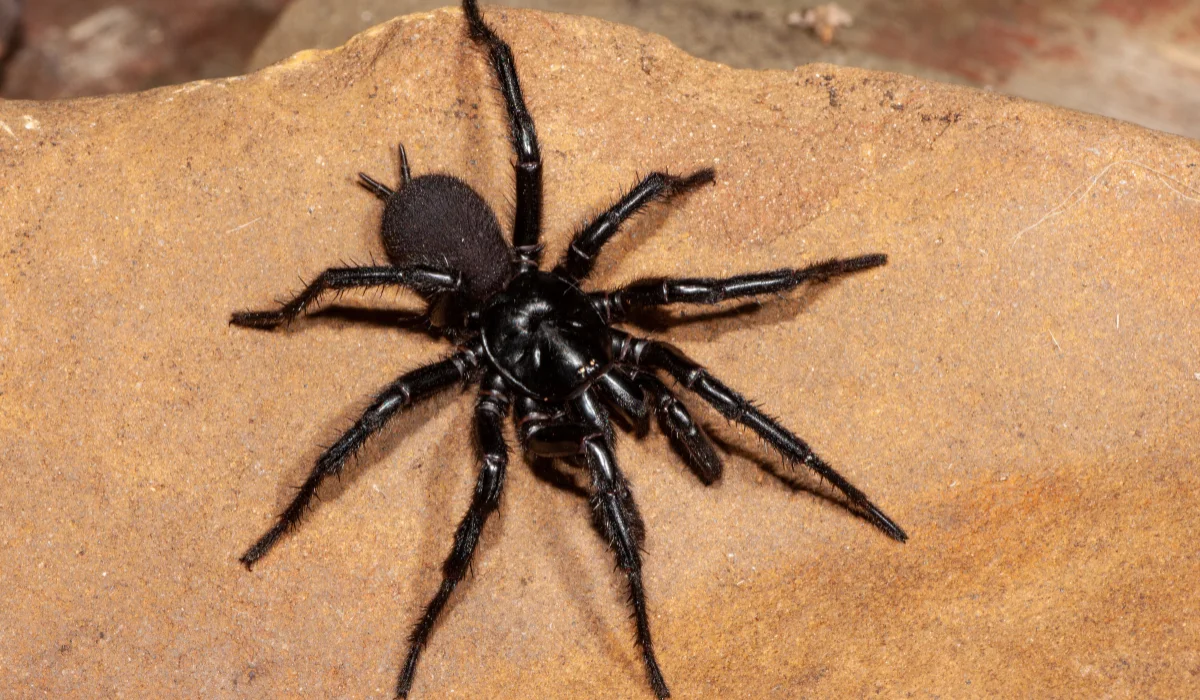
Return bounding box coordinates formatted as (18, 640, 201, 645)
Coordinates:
(2, 7, 1198, 699)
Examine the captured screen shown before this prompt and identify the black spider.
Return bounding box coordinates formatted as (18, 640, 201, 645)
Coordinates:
(232, 2, 907, 697)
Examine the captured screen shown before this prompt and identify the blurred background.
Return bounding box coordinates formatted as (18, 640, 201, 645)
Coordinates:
(1, 0, 1198, 139)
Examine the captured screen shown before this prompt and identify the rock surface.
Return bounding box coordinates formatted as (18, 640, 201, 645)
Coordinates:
(2, 7, 1198, 698)
(250, 0, 960, 78)
(250, 0, 1200, 141)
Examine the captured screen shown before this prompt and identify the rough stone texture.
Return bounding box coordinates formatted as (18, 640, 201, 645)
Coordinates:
(250, 0, 1200, 140)
(250, 0, 947, 75)
(2, 7, 1199, 699)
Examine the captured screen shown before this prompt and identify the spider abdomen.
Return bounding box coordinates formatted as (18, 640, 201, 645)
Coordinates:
(381, 174, 512, 302)
(480, 271, 612, 400)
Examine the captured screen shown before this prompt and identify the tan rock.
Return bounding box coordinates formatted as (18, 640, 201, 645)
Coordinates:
(2, 7, 1198, 699)
(250, 0, 1200, 141)
(248, 0, 964, 86)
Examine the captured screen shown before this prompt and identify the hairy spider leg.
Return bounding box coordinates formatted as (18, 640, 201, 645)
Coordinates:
(591, 255, 888, 485)
(634, 372, 724, 485)
(514, 396, 597, 456)
(574, 389, 670, 698)
(590, 254, 888, 323)
(572, 390, 648, 545)
(592, 368, 651, 434)
(621, 333, 908, 543)
(462, 0, 543, 264)
(516, 393, 669, 697)
(397, 373, 511, 699)
(239, 349, 480, 569)
(534, 365, 722, 487)
(228, 265, 461, 329)
(358, 143, 414, 201)
(584, 441, 670, 697)
(556, 169, 716, 281)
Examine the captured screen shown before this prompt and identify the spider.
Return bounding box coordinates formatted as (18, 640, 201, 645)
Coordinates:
(232, 1, 907, 697)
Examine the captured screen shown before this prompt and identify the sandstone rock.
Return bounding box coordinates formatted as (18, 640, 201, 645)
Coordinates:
(250, 0, 1200, 140)
(2, 7, 1198, 698)
(248, 0, 966, 82)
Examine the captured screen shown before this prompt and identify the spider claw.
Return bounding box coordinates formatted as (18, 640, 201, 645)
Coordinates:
(645, 650, 670, 698)
(852, 252, 888, 269)
(239, 545, 263, 570)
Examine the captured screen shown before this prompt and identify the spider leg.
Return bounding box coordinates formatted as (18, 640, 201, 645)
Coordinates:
(573, 390, 669, 698)
(519, 391, 667, 696)
(590, 254, 887, 323)
(593, 369, 650, 435)
(585, 441, 670, 697)
(358, 144, 414, 201)
(571, 386, 646, 535)
(555, 169, 715, 282)
(514, 396, 595, 458)
(617, 332, 908, 542)
(397, 373, 511, 698)
(633, 371, 723, 485)
(462, 0, 543, 265)
(239, 348, 479, 569)
(229, 265, 460, 329)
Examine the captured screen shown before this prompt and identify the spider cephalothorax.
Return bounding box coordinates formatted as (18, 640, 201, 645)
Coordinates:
(232, 2, 906, 697)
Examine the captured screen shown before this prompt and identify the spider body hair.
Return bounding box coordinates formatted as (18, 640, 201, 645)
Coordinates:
(360, 166, 513, 305)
